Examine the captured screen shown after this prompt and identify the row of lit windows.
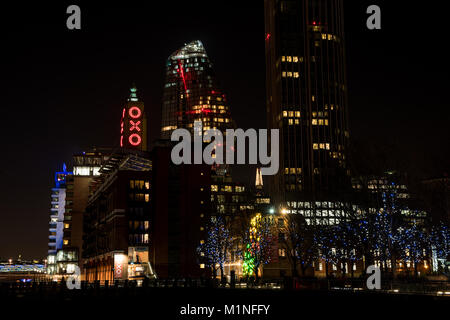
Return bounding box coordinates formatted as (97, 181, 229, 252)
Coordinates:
(321, 33, 338, 41)
(129, 220, 150, 231)
(284, 168, 302, 174)
(129, 193, 150, 202)
(211, 185, 245, 193)
(312, 119, 329, 125)
(130, 180, 150, 190)
(281, 56, 303, 63)
(331, 152, 344, 159)
(193, 104, 226, 110)
(287, 119, 300, 125)
(286, 201, 347, 209)
(282, 111, 301, 118)
(161, 125, 177, 132)
(282, 71, 300, 78)
(313, 143, 330, 150)
(199, 96, 223, 102)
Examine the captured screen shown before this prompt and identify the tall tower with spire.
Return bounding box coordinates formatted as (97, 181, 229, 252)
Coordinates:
(255, 167, 264, 190)
(120, 85, 148, 151)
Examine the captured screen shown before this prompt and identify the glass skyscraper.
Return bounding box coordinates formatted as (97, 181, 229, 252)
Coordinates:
(265, 0, 351, 221)
(161, 40, 234, 139)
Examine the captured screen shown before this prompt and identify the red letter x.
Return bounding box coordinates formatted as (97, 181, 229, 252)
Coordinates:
(129, 120, 141, 132)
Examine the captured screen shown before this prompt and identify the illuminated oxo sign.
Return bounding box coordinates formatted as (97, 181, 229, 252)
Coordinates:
(120, 105, 143, 148)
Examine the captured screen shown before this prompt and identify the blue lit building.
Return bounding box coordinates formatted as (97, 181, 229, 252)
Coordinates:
(47, 164, 72, 274)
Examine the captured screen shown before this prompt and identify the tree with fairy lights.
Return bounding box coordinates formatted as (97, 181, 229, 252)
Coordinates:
(197, 215, 232, 280)
(430, 222, 450, 273)
(395, 221, 429, 277)
(369, 188, 403, 274)
(334, 216, 365, 278)
(241, 213, 273, 282)
(315, 224, 342, 278)
(278, 213, 316, 277)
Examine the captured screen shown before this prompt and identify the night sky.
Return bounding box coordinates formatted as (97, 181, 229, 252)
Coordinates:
(0, 1, 448, 259)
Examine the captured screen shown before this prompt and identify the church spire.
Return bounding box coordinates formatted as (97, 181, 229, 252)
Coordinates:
(255, 168, 263, 189)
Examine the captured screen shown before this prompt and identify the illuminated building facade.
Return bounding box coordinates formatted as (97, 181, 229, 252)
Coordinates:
(265, 0, 351, 217)
(352, 171, 428, 225)
(48, 164, 71, 255)
(161, 40, 234, 138)
(52, 149, 110, 276)
(83, 152, 155, 282)
(120, 85, 148, 151)
(47, 164, 71, 274)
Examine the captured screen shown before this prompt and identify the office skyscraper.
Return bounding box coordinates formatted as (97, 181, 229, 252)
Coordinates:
(265, 0, 350, 216)
(161, 40, 233, 139)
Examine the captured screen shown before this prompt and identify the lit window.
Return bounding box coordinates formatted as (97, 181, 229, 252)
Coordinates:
(64, 223, 70, 229)
(200, 264, 205, 269)
(285, 168, 289, 174)
(295, 111, 300, 117)
(63, 240, 69, 245)
(288, 111, 294, 117)
(145, 194, 150, 202)
(282, 71, 286, 77)
(293, 72, 299, 78)
(313, 143, 318, 150)
(288, 119, 293, 125)
(293, 56, 298, 62)
(287, 56, 292, 62)
(281, 56, 286, 62)
(325, 119, 329, 126)
(283, 111, 288, 117)
(287, 72, 292, 77)
(295, 119, 299, 124)
(312, 119, 317, 125)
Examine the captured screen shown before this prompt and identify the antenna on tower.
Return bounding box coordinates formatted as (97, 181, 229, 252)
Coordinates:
(128, 83, 139, 102)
